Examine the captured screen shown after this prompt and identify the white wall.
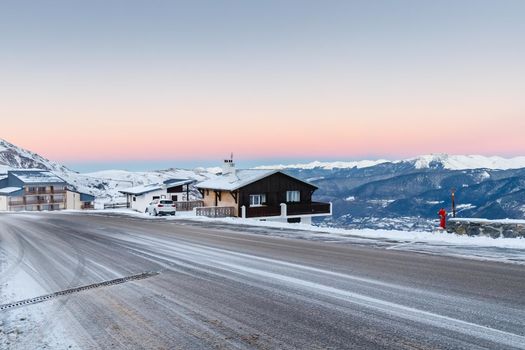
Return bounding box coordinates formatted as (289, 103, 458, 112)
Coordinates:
(66, 191, 82, 210)
(0, 196, 7, 211)
(132, 189, 166, 213)
(130, 189, 188, 213)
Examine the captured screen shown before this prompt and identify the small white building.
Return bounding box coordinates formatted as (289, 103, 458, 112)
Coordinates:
(119, 179, 195, 213)
(66, 190, 95, 210)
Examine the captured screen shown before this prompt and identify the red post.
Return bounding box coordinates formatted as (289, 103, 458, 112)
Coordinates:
(438, 208, 447, 229)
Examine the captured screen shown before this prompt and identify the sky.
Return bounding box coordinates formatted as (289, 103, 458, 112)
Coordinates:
(1, 0, 524, 171)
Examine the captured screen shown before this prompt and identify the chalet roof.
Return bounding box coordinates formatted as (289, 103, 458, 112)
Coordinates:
(0, 187, 22, 195)
(119, 183, 164, 195)
(9, 170, 66, 184)
(119, 178, 194, 196)
(163, 178, 195, 186)
(196, 169, 317, 191)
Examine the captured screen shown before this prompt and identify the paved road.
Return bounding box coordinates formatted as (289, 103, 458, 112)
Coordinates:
(1, 212, 524, 349)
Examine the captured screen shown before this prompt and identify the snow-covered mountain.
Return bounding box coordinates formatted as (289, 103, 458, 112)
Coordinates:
(258, 154, 525, 171)
(0, 138, 215, 204)
(3, 138, 525, 228)
(0, 138, 72, 174)
(256, 159, 392, 170)
(408, 154, 525, 171)
(76, 169, 214, 204)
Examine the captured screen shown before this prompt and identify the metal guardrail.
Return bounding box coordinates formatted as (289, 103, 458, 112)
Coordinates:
(195, 206, 235, 218)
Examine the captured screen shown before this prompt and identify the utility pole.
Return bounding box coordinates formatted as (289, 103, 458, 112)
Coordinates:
(451, 188, 456, 218)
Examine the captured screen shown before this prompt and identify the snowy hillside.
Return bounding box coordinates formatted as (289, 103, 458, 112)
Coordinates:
(75, 169, 215, 204)
(0, 138, 217, 204)
(257, 154, 525, 171)
(0, 138, 72, 175)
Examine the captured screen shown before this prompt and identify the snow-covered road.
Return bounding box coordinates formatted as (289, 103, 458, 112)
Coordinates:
(1, 212, 525, 349)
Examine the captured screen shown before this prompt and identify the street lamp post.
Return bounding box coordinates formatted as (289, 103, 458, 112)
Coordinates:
(451, 188, 456, 218)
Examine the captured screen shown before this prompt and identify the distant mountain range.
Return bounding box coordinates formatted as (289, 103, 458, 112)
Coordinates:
(2, 138, 525, 230)
(257, 154, 525, 171)
(282, 159, 525, 230)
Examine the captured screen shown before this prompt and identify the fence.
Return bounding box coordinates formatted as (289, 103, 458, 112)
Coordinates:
(103, 202, 129, 209)
(195, 206, 235, 218)
(175, 200, 204, 211)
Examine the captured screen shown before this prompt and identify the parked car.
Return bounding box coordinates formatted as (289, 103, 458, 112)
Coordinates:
(145, 199, 176, 216)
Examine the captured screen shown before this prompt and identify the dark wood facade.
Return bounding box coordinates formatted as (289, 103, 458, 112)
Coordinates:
(198, 171, 330, 219)
(238, 172, 316, 210)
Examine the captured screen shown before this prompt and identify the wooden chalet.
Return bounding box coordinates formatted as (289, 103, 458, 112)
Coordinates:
(195, 160, 331, 223)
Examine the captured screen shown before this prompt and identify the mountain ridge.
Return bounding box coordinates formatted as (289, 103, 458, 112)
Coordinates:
(2, 138, 525, 229)
(256, 154, 525, 171)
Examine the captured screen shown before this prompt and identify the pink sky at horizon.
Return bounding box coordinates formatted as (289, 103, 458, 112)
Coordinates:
(2, 1, 525, 165)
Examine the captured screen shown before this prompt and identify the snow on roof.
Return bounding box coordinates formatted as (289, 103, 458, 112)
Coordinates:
(195, 169, 316, 191)
(119, 183, 163, 195)
(163, 178, 195, 186)
(9, 170, 66, 184)
(0, 187, 22, 194)
(119, 178, 193, 195)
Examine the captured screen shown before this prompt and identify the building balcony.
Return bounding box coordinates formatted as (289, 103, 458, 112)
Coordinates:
(286, 202, 331, 216)
(23, 198, 66, 205)
(244, 201, 331, 218)
(246, 205, 282, 218)
(25, 189, 66, 195)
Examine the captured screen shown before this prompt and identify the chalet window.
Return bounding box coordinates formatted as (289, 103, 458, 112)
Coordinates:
(249, 194, 266, 207)
(172, 195, 178, 202)
(152, 196, 160, 200)
(133, 197, 136, 202)
(286, 190, 300, 202)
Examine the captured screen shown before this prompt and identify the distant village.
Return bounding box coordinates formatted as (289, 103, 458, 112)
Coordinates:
(0, 159, 332, 225)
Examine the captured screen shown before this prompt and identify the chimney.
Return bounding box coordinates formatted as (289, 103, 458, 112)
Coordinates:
(222, 158, 236, 176)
